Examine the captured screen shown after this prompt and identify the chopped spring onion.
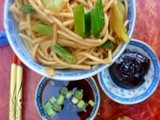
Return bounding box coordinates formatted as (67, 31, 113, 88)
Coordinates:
(91, 0, 105, 38)
(42, 0, 67, 12)
(59, 87, 68, 96)
(77, 100, 86, 109)
(73, 4, 85, 36)
(43, 101, 56, 117)
(71, 97, 79, 104)
(53, 103, 62, 112)
(43, 101, 52, 112)
(101, 40, 114, 49)
(117, 0, 125, 21)
(21, 4, 34, 13)
(57, 94, 65, 105)
(110, 0, 129, 42)
(32, 23, 53, 36)
(43, 86, 96, 117)
(84, 12, 91, 38)
(47, 107, 56, 117)
(74, 90, 83, 100)
(52, 44, 75, 63)
(88, 100, 95, 107)
(50, 96, 57, 104)
(66, 91, 73, 99)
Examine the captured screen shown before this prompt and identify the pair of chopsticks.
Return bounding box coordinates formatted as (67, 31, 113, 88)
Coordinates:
(9, 54, 23, 120)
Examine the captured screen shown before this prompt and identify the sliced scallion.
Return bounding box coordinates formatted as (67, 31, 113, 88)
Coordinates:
(77, 100, 86, 109)
(52, 44, 76, 63)
(21, 4, 34, 13)
(74, 90, 83, 100)
(32, 23, 53, 36)
(42, 0, 67, 12)
(59, 87, 68, 96)
(71, 97, 79, 104)
(110, 1, 129, 42)
(73, 4, 85, 36)
(47, 108, 56, 117)
(50, 96, 57, 104)
(66, 91, 73, 99)
(101, 40, 114, 49)
(91, 0, 105, 38)
(43, 101, 52, 112)
(84, 12, 91, 38)
(88, 100, 95, 107)
(53, 103, 62, 112)
(57, 94, 65, 105)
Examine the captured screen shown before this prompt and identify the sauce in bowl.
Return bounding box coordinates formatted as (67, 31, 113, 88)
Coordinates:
(41, 79, 95, 120)
(109, 49, 150, 89)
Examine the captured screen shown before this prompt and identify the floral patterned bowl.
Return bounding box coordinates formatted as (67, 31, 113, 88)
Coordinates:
(98, 39, 160, 105)
(35, 77, 100, 120)
(4, 0, 136, 80)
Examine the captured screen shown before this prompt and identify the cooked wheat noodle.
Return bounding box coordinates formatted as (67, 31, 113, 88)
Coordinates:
(10, 0, 129, 75)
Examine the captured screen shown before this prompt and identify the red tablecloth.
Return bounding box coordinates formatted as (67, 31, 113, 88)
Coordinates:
(0, 0, 160, 120)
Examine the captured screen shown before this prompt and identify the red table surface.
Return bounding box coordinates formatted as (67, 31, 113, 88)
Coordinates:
(0, 0, 160, 120)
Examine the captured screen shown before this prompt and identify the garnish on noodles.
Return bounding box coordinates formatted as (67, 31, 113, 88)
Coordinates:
(10, 0, 129, 76)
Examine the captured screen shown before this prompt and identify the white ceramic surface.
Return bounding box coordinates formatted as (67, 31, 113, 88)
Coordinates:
(98, 39, 160, 105)
(4, 0, 136, 80)
(35, 77, 100, 120)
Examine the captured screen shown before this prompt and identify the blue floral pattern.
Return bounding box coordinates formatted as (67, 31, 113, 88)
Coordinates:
(98, 39, 160, 104)
(4, 0, 136, 80)
(35, 77, 100, 120)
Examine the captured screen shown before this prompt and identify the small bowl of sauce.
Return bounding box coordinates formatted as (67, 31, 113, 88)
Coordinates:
(109, 49, 150, 89)
(98, 39, 160, 104)
(35, 77, 100, 120)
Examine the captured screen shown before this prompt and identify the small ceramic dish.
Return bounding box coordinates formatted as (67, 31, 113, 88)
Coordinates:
(98, 39, 160, 105)
(35, 77, 100, 120)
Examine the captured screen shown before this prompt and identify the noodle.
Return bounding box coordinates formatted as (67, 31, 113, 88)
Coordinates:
(10, 0, 129, 75)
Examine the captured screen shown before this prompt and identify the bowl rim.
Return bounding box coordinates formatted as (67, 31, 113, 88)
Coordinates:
(97, 39, 160, 105)
(4, 0, 136, 80)
(35, 77, 100, 120)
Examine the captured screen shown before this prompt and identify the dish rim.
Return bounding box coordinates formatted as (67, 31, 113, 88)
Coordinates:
(35, 77, 100, 120)
(98, 39, 160, 105)
(4, 0, 136, 80)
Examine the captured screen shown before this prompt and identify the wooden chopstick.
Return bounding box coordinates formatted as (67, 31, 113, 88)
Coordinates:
(16, 58, 23, 120)
(9, 54, 17, 120)
(9, 54, 23, 120)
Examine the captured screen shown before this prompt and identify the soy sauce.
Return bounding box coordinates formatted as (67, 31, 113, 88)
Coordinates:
(109, 49, 150, 89)
(41, 79, 94, 120)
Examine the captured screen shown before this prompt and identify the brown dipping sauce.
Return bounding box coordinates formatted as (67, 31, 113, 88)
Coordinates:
(109, 49, 150, 89)
(41, 79, 94, 120)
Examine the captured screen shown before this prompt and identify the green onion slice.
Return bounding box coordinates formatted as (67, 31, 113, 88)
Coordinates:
(101, 40, 114, 49)
(32, 23, 53, 36)
(74, 90, 83, 100)
(21, 4, 34, 13)
(59, 87, 68, 96)
(52, 44, 76, 63)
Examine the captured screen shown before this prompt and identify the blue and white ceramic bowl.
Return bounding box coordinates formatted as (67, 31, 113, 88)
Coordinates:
(35, 77, 100, 120)
(98, 39, 160, 105)
(4, 0, 136, 80)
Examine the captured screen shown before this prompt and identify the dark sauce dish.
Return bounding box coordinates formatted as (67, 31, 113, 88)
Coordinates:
(98, 39, 160, 105)
(35, 77, 100, 120)
(109, 49, 150, 89)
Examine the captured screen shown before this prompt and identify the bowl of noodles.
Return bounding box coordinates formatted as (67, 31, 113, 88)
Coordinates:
(4, 0, 136, 80)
